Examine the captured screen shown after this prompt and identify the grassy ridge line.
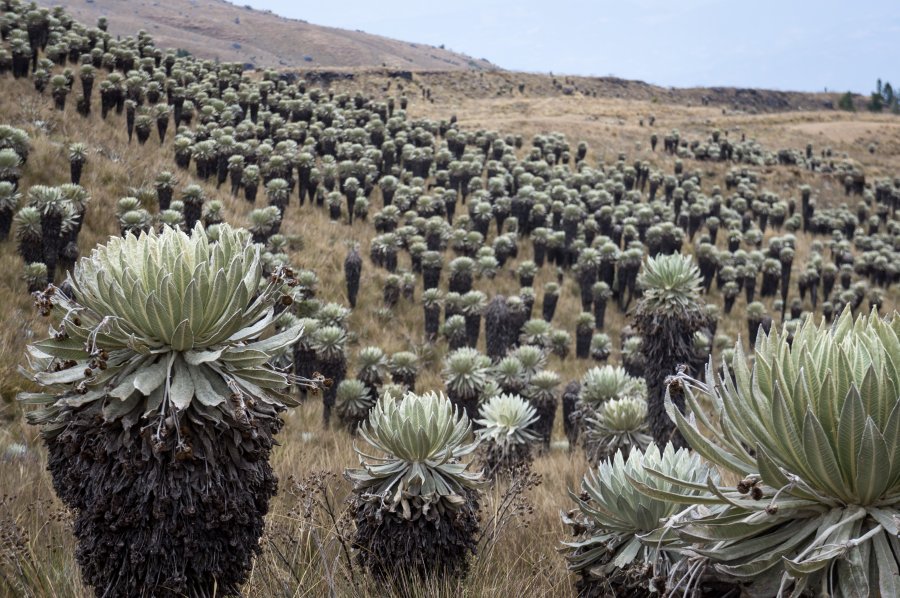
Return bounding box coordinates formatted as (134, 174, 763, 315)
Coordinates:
(57, 0, 494, 71)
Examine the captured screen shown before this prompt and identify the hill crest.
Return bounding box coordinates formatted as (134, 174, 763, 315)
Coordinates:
(59, 0, 496, 71)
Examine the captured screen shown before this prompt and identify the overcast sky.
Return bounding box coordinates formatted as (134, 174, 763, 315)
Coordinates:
(235, 0, 897, 93)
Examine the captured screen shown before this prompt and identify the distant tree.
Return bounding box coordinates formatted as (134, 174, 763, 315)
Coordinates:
(868, 91, 884, 112)
(883, 82, 894, 107)
(865, 78, 900, 113)
(880, 82, 899, 114)
(838, 91, 855, 112)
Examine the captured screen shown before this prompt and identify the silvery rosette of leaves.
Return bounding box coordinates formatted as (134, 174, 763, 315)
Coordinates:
(346, 390, 483, 520)
(583, 396, 652, 460)
(475, 393, 539, 450)
(580, 365, 647, 406)
(562, 444, 714, 591)
(636, 252, 704, 312)
(20, 224, 309, 435)
(335, 378, 376, 423)
(660, 308, 900, 597)
(575, 365, 647, 441)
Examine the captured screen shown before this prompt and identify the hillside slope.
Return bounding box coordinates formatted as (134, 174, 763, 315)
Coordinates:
(0, 2, 900, 597)
(295, 69, 847, 114)
(58, 0, 495, 70)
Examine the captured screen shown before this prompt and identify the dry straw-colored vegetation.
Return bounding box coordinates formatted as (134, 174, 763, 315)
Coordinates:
(0, 74, 591, 598)
(1, 5, 899, 598)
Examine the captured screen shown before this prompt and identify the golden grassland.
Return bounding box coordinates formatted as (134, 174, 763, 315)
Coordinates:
(0, 73, 899, 597)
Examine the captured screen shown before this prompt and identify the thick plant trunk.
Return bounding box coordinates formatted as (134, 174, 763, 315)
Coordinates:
(449, 272, 472, 295)
(293, 346, 318, 400)
(542, 293, 558, 322)
(424, 305, 441, 341)
(44, 402, 282, 598)
(18, 234, 43, 264)
(422, 266, 441, 290)
(464, 314, 480, 348)
(157, 188, 173, 211)
(318, 357, 346, 427)
(635, 311, 705, 450)
(576, 328, 591, 359)
(70, 160, 84, 185)
(244, 183, 258, 204)
(230, 169, 243, 197)
(350, 490, 479, 583)
(447, 330, 467, 352)
(0, 208, 12, 241)
(562, 381, 581, 449)
(528, 395, 556, 449)
(157, 119, 169, 144)
(183, 203, 202, 231)
(345, 266, 361, 309)
(533, 243, 546, 267)
(592, 300, 607, 330)
(484, 296, 512, 361)
(175, 150, 191, 170)
(41, 212, 62, 281)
